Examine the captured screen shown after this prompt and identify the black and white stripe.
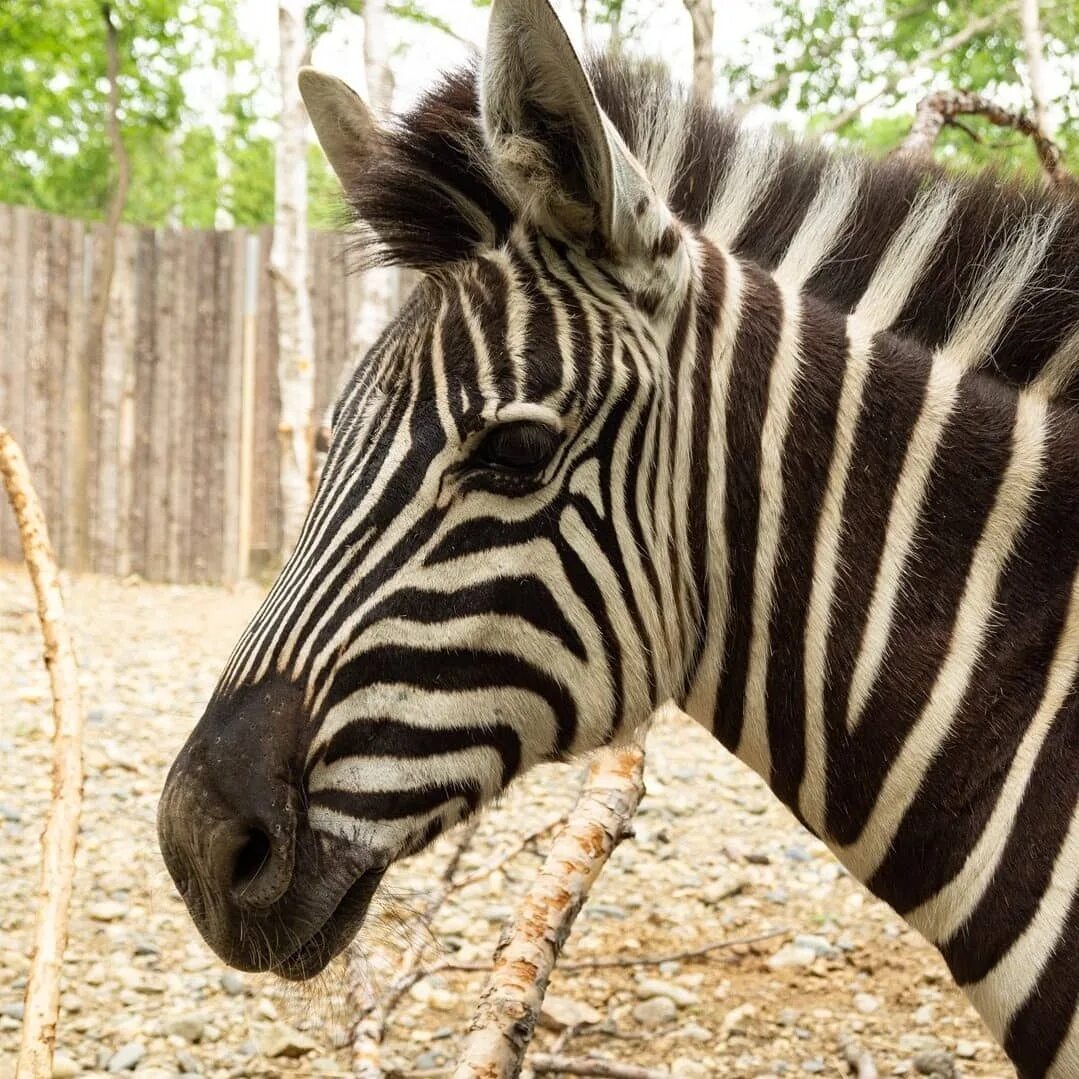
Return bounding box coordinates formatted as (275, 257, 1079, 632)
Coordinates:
(177, 1, 1078, 1071)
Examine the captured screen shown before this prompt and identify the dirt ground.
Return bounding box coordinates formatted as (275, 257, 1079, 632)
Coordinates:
(0, 565, 1013, 1078)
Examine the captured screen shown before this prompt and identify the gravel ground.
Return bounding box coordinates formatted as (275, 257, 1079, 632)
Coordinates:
(0, 565, 1013, 1078)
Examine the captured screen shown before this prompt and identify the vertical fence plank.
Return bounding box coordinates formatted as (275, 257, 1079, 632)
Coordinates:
(44, 216, 72, 563)
(235, 232, 260, 582)
(0, 205, 15, 559)
(146, 228, 175, 582)
(5, 209, 31, 557)
(130, 228, 158, 578)
(203, 231, 231, 584)
(188, 230, 215, 581)
(23, 213, 53, 569)
(62, 221, 88, 568)
(167, 230, 196, 582)
(115, 226, 139, 578)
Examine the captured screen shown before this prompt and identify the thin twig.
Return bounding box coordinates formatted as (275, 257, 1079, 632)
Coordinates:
(433, 927, 790, 974)
(452, 814, 565, 890)
(4, 429, 86, 1079)
(530, 1054, 668, 1079)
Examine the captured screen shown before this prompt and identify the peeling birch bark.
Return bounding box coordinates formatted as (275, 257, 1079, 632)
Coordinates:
(454, 746, 646, 1079)
(271, 0, 316, 550)
(1, 428, 85, 1079)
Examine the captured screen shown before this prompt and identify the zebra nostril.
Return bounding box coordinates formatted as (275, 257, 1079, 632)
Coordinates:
(230, 826, 273, 897)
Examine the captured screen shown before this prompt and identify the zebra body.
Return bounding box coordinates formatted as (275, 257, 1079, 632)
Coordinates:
(158, 2, 1079, 1075)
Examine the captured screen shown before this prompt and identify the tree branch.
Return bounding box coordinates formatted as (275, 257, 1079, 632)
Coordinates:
(453, 746, 646, 1079)
(892, 88, 1072, 186)
(530, 1054, 669, 1078)
(4, 429, 86, 1079)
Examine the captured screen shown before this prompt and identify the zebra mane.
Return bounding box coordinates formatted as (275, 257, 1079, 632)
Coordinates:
(345, 55, 1079, 402)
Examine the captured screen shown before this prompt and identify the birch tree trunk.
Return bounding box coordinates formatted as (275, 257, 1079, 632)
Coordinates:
(683, 0, 715, 103)
(1019, 0, 1053, 137)
(271, 0, 316, 553)
(347, 0, 398, 381)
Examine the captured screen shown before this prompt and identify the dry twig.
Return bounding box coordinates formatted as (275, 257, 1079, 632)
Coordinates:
(2, 428, 86, 1079)
(892, 89, 1071, 187)
(454, 746, 646, 1079)
(530, 1053, 668, 1079)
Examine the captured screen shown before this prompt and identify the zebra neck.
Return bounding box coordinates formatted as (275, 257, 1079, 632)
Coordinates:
(675, 245, 1079, 1059)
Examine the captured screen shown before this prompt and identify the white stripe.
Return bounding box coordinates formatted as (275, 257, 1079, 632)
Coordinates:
(1050, 1004, 1079, 1078)
(841, 393, 1048, 882)
(685, 252, 744, 726)
(850, 185, 958, 332)
(907, 569, 1079, 944)
(798, 323, 875, 834)
(739, 285, 804, 779)
(775, 157, 862, 291)
(702, 126, 785, 248)
(966, 800, 1079, 1039)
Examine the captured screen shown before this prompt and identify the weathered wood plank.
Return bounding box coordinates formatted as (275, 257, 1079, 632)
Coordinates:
(167, 230, 197, 582)
(130, 228, 157, 577)
(62, 221, 88, 568)
(44, 216, 72, 563)
(0, 204, 16, 559)
(146, 228, 176, 582)
(221, 230, 247, 584)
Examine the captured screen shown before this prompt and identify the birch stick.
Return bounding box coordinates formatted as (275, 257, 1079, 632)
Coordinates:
(454, 745, 646, 1079)
(1, 428, 85, 1079)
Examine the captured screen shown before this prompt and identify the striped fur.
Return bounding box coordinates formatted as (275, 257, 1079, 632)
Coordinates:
(163, 6, 1079, 1074)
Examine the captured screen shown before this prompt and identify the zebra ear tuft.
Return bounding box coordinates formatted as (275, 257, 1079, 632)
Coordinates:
(299, 67, 381, 189)
(481, 0, 660, 256)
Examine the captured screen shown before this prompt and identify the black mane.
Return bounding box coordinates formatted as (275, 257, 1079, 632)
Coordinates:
(346, 54, 1079, 402)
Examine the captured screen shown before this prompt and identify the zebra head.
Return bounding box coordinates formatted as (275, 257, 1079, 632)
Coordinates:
(158, 0, 697, 978)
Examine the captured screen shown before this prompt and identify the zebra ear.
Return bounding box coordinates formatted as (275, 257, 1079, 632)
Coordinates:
(299, 67, 380, 188)
(481, 0, 660, 255)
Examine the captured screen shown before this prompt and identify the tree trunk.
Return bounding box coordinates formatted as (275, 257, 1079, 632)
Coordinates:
(683, 0, 715, 103)
(270, 0, 316, 553)
(72, 3, 131, 571)
(342, 0, 398, 420)
(1019, 0, 1053, 137)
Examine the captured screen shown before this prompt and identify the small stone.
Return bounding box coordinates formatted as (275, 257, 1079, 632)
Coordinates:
(255, 998, 278, 1020)
(89, 900, 128, 922)
(767, 944, 817, 970)
(671, 1059, 710, 1079)
(176, 1051, 200, 1074)
(635, 978, 700, 1007)
(539, 994, 602, 1030)
(51, 1053, 80, 1079)
(853, 992, 880, 1014)
(106, 1042, 146, 1072)
(632, 996, 678, 1028)
(792, 934, 838, 958)
(1, 1002, 25, 1020)
(913, 1003, 935, 1025)
(219, 971, 245, 996)
(676, 1022, 713, 1042)
(165, 1013, 207, 1043)
(914, 1050, 956, 1078)
(801, 1060, 825, 1074)
(260, 1021, 318, 1058)
(954, 1041, 977, 1060)
(721, 1003, 757, 1036)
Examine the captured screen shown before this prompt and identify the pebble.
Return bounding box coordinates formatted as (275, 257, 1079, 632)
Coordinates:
(219, 971, 246, 996)
(51, 1053, 80, 1078)
(88, 901, 129, 923)
(632, 996, 678, 1028)
(259, 1021, 319, 1058)
(767, 944, 818, 970)
(853, 992, 880, 1014)
(165, 1013, 207, 1042)
(105, 1042, 146, 1072)
(634, 977, 700, 1007)
(671, 1058, 711, 1078)
(539, 994, 602, 1030)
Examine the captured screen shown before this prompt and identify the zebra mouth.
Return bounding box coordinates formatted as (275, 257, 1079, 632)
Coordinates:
(273, 867, 386, 980)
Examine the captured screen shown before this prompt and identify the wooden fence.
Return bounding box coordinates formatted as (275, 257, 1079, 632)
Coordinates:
(0, 204, 408, 584)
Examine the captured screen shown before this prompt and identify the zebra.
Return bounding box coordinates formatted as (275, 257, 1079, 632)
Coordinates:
(157, 1, 1079, 1074)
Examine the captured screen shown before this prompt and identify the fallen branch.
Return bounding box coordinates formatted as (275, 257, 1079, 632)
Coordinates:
(453, 746, 646, 1079)
(2, 428, 86, 1079)
(530, 1054, 668, 1079)
(891, 89, 1071, 187)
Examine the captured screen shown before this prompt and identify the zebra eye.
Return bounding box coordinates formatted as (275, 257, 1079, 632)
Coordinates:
(474, 421, 560, 473)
